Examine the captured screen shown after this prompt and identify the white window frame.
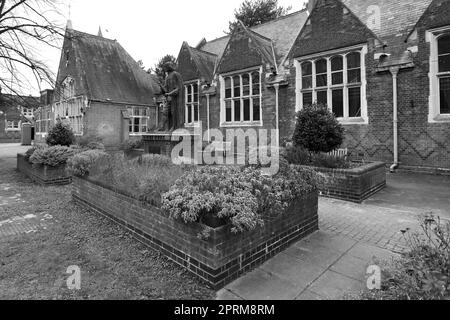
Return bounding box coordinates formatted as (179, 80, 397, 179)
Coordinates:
(295, 44, 369, 125)
(427, 26, 450, 123)
(184, 80, 201, 127)
(54, 96, 85, 136)
(6, 120, 20, 131)
(219, 66, 263, 127)
(128, 106, 150, 135)
(35, 109, 52, 135)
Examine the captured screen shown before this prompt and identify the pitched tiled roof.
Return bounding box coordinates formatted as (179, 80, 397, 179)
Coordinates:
(56, 29, 161, 106)
(188, 46, 217, 81)
(341, 0, 433, 43)
(198, 9, 309, 66)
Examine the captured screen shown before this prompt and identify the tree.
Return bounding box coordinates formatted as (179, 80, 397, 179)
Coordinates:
(150, 54, 177, 84)
(293, 103, 345, 154)
(0, 0, 64, 96)
(46, 120, 75, 147)
(229, 0, 291, 32)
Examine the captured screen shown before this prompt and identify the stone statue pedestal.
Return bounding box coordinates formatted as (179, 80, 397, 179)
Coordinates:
(143, 131, 200, 159)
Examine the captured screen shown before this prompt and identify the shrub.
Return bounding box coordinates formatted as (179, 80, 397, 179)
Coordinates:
(293, 103, 345, 154)
(46, 121, 75, 147)
(88, 154, 185, 205)
(24, 145, 45, 162)
(284, 146, 351, 169)
(121, 139, 144, 152)
(361, 214, 450, 300)
(162, 165, 321, 234)
(29, 146, 76, 167)
(66, 149, 109, 177)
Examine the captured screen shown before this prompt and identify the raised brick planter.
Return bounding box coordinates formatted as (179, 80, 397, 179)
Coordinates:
(304, 161, 386, 203)
(72, 176, 319, 289)
(17, 153, 72, 186)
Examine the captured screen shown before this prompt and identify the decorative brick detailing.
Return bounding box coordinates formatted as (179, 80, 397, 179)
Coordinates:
(72, 177, 319, 289)
(305, 162, 386, 203)
(16, 153, 72, 186)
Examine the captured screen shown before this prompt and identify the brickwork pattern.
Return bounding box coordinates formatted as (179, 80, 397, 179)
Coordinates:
(72, 177, 319, 289)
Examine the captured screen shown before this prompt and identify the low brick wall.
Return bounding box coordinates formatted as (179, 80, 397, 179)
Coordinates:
(72, 177, 319, 289)
(306, 161, 386, 203)
(17, 154, 72, 186)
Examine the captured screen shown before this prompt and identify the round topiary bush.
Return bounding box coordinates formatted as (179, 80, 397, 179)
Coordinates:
(46, 121, 75, 147)
(293, 103, 345, 154)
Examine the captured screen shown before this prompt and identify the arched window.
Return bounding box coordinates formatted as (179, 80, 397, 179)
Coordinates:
(438, 35, 450, 114)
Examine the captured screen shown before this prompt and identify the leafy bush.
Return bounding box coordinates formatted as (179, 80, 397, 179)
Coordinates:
(361, 214, 450, 300)
(284, 146, 351, 169)
(66, 149, 109, 177)
(88, 154, 185, 205)
(29, 146, 76, 167)
(121, 139, 144, 152)
(293, 103, 345, 153)
(46, 121, 75, 147)
(24, 145, 45, 162)
(162, 165, 321, 234)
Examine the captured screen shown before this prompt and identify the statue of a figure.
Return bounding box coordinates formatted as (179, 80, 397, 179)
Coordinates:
(162, 62, 184, 131)
(157, 96, 170, 132)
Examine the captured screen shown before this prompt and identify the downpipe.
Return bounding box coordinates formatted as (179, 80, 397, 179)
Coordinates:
(390, 67, 400, 173)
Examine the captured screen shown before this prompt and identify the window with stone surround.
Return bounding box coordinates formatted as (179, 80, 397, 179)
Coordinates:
(55, 97, 84, 135)
(6, 120, 20, 131)
(185, 81, 200, 126)
(128, 106, 150, 135)
(220, 68, 262, 126)
(35, 109, 52, 134)
(427, 28, 450, 122)
(296, 45, 368, 124)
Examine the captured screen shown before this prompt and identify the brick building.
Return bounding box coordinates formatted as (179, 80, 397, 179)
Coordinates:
(0, 93, 39, 143)
(40, 23, 161, 149)
(176, 0, 450, 171)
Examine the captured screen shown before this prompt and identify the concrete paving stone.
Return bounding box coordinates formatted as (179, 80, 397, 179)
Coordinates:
(260, 252, 327, 288)
(347, 243, 397, 263)
(308, 270, 365, 300)
(225, 269, 303, 301)
(296, 231, 357, 254)
(216, 289, 243, 301)
(295, 290, 325, 301)
(330, 254, 371, 282)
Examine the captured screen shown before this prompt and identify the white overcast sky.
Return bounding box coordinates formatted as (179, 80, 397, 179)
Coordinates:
(28, 0, 307, 95)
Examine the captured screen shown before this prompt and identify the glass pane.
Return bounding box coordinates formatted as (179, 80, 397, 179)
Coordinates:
(438, 35, 450, 55)
(348, 87, 361, 117)
(301, 62, 312, 76)
(226, 101, 232, 122)
(253, 98, 261, 121)
(225, 78, 232, 99)
(303, 92, 313, 106)
(315, 59, 327, 74)
(233, 76, 241, 97)
(194, 104, 199, 122)
(252, 72, 260, 85)
(332, 89, 344, 118)
(440, 77, 450, 114)
(193, 84, 199, 102)
(332, 72, 343, 85)
(234, 100, 241, 122)
(439, 54, 450, 73)
(317, 90, 327, 106)
(187, 85, 192, 95)
(316, 74, 327, 87)
(243, 99, 250, 121)
(302, 76, 312, 89)
(187, 105, 192, 123)
(242, 74, 250, 85)
(347, 52, 361, 69)
(348, 69, 361, 83)
(331, 56, 343, 71)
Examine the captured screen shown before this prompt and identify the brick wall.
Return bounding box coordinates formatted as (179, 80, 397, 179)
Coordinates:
(72, 176, 319, 289)
(305, 161, 386, 203)
(17, 154, 72, 185)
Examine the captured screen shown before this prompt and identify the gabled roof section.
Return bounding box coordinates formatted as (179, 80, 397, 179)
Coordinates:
(216, 21, 277, 74)
(342, 0, 433, 45)
(199, 9, 308, 67)
(289, 0, 377, 58)
(55, 28, 161, 106)
(177, 42, 217, 82)
(409, 0, 450, 35)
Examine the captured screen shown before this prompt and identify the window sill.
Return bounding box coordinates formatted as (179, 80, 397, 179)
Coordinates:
(220, 122, 263, 128)
(5, 129, 20, 132)
(429, 114, 450, 123)
(337, 117, 368, 125)
(185, 122, 201, 128)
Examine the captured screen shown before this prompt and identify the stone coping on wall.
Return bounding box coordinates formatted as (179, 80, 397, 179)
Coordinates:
(72, 176, 319, 288)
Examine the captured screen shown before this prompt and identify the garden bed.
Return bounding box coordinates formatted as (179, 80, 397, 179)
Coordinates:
(72, 176, 319, 289)
(17, 153, 72, 186)
(305, 161, 386, 203)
